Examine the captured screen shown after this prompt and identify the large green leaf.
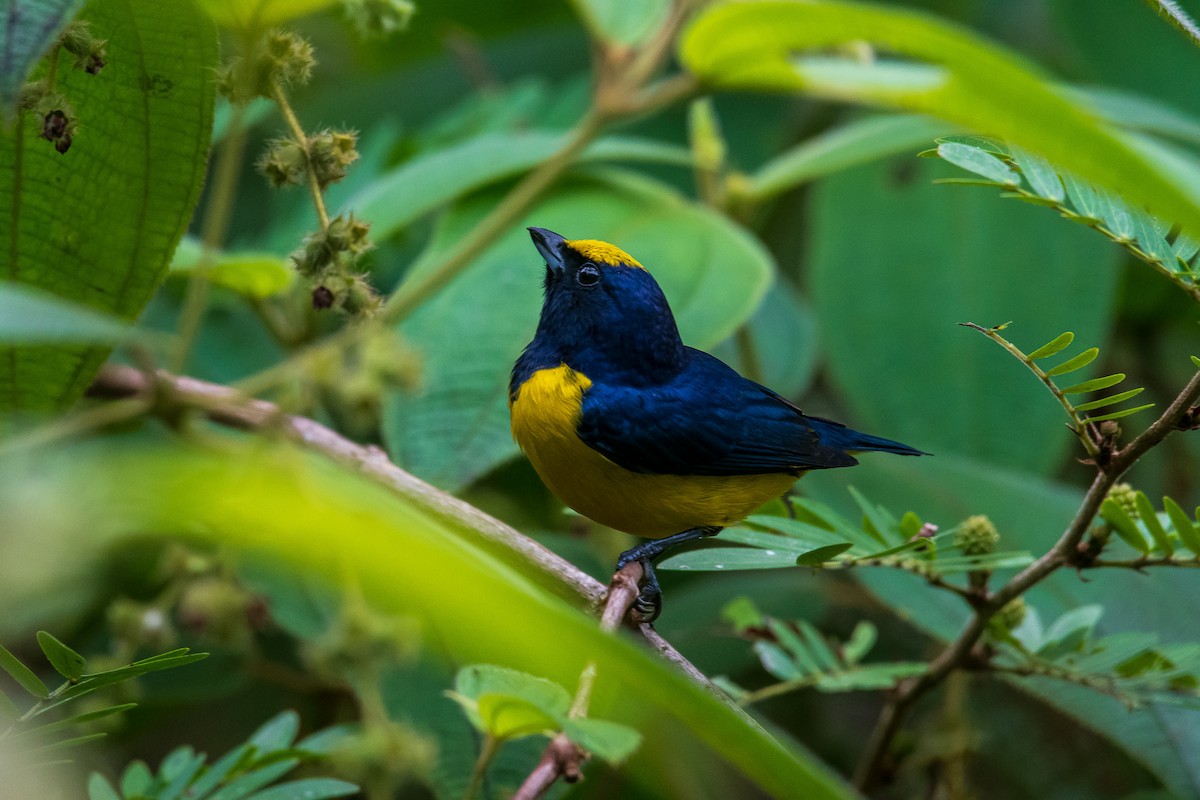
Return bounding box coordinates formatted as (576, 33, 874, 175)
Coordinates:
(0, 0, 216, 411)
(0, 435, 855, 800)
(678, 0, 1200, 238)
(804, 455, 1200, 798)
(0, 281, 130, 343)
(0, 0, 86, 119)
(348, 131, 691, 244)
(807, 156, 1119, 474)
(382, 169, 774, 490)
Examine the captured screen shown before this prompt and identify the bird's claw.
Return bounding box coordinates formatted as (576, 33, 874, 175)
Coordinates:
(632, 587, 661, 624)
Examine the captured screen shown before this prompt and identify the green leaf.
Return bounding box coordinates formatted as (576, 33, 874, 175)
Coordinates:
(1096, 189, 1136, 241)
(48, 650, 208, 706)
(120, 759, 152, 795)
(87, 774, 121, 800)
(748, 114, 950, 200)
(451, 665, 571, 740)
(1135, 493, 1174, 556)
(1071, 387, 1145, 412)
(35, 630, 85, 682)
(350, 132, 692, 245)
(796, 543, 855, 566)
(0, 643, 49, 698)
(937, 141, 1019, 185)
(1100, 497, 1151, 553)
(0, 686, 21, 719)
(382, 171, 773, 490)
(0, 282, 132, 344)
(196, 0, 337, 28)
(1027, 331, 1075, 360)
(568, 0, 670, 47)
(1060, 373, 1125, 394)
(1011, 145, 1065, 203)
(1045, 348, 1100, 376)
(0, 438, 856, 800)
(1039, 605, 1103, 656)
(184, 744, 253, 799)
(0, 0, 86, 120)
(158, 749, 205, 800)
(206, 759, 299, 800)
(0, 0, 216, 411)
(809, 156, 1118, 475)
(29, 731, 107, 753)
(563, 717, 642, 764)
(1162, 496, 1200, 556)
(721, 596, 766, 633)
(17, 702, 136, 737)
(169, 237, 294, 300)
(248, 710, 300, 754)
(842, 622, 878, 665)
(754, 641, 804, 681)
(1080, 404, 1156, 424)
(679, 1, 1200, 238)
(245, 779, 360, 800)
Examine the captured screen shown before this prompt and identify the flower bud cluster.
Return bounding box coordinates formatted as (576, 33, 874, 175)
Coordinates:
(215, 30, 315, 104)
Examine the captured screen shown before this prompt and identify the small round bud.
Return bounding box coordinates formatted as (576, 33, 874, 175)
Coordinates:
(342, 275, 381, 317)
(257, 138, 308, 187)
(177, 578, 256, 646)
(54, 133, 72, 153)
(265, 30, 315, 87)
(953, 514, 1000, 555)
(42, 110, 68, 141)
(996, 597, 1027, 631)
(60, 21, 107, 75)
(1107, 483, 1138, 520)
(308, 130, 359, 188)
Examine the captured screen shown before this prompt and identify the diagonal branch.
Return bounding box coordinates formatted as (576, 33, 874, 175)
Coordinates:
(89, 364, 714, 691)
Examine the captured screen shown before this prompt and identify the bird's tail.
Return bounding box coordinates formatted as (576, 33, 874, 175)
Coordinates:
(810, 418, 927, 457)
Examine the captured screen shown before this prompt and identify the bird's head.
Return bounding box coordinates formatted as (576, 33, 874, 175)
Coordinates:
(527, 227, 684, 378)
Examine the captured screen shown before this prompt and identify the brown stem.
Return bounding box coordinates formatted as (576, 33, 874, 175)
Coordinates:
(512, 562, 644, 800)
(853, 368, 1200, 792)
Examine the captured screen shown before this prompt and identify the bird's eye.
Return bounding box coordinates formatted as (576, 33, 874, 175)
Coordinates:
(576, 263, 600, 287)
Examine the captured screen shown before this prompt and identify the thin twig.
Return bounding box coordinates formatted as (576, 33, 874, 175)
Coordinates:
(270, 78, 330, 230)
(88, 366, 713, 690)
(512, 562, 644, 800)
(853, 368, 1200, 791)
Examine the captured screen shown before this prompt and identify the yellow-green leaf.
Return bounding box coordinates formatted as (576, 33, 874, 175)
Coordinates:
(1100, 497, 1150, 553)
(1027, 331, 1075, 360)
(678, 1, 1200, 238)
(1134, 492, 1173, 556)
(1163, 496, 1200, 556)
(1045, 347, 1099, 376)
(196, 0, 337, 29)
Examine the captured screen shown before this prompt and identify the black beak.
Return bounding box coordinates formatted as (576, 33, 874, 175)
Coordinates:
(528, 227, 566, 276)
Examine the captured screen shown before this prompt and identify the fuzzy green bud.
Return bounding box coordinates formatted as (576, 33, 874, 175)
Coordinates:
(60, 21, 107, 75)
(995, 597, 1027, 631)
(329, 722, 435, 793)
(1107, 483, 1138, 520)
(177, 578, 256, 647)
(953, 514, 1000, 555)
(265, 30, 315, 87)
(304, 606, 421, 680)
(343, 0, 415, 38)
(257, 137, 308, 187)
(308, 129, 359, 188)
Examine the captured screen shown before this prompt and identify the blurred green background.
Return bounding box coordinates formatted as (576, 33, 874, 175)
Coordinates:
(5, 0, 1200, 798)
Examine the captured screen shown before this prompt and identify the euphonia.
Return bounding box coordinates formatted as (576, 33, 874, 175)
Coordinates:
(510, 227, 923, 621)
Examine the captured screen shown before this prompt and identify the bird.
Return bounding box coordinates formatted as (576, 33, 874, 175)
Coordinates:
(509, 227, 924, 621)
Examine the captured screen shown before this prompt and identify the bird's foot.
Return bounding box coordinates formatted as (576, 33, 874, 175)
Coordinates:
(631, 558, 662, 623)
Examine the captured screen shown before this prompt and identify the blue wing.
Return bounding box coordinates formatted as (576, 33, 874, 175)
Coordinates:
(576, 349, 873, 476)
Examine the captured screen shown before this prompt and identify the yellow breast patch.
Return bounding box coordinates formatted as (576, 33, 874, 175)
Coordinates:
(510, 364, 798, 538)
(565, 239, 644, 269)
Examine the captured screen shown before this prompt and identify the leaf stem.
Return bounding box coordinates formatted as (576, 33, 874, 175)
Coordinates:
(270, 78, 329, 231)
(173, 103, 249, 372)
(462, 734, 499, 800)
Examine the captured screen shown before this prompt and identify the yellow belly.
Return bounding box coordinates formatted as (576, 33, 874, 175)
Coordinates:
(510, 365, 798, 538)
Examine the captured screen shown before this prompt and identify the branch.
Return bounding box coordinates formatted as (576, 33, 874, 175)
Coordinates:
(90, 364, 716, 693)
(853, 367, 1200, 791)
(513, 562, 644, 800)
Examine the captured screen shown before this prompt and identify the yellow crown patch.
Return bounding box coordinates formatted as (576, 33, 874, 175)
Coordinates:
(565, 239, 644, 269)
